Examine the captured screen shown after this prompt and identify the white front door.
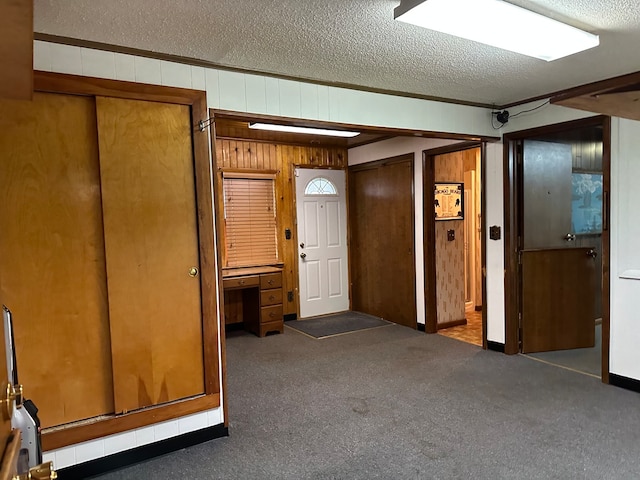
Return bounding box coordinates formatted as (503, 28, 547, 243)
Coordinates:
(295, 168, 349, 318)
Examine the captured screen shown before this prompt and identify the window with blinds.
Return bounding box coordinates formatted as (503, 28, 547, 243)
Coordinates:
(223, 173, 278, 267)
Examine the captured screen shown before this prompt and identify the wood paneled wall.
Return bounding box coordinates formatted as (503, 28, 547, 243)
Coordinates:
(215, 137, 347, 320)
(0, 0, 32, 100)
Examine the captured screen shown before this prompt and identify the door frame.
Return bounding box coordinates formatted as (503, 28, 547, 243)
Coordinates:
(292, 165, 350, 318)
(423, 141, 487, 348)
(502, 115, 611, 383)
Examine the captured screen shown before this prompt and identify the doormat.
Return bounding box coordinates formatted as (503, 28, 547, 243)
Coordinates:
(285, 311, 392, 339)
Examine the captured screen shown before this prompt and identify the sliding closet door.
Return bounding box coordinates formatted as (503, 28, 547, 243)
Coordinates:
(0, 93, 114, 427)
(96, 97, 204, 413)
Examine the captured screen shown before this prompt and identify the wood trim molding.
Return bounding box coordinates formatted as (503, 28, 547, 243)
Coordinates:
(209, 113, 230, 427)
(480, 142, 488, 350)
(213, 110, 501, 143)
(499, 71, 640, 110)
(422, 150, 438, 334)
(437, 318, 467, 330)
(601, 116, 611, 384)
(34, 33, 497, 109)
(35, 71, 206, 107)
(550, 71, 640, 104)
(42, 394, 220, 452)
(0, 0, 33, 100)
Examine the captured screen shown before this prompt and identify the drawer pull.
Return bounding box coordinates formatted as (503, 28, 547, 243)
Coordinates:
(269, 312, 276, 318)
(268, 279, 273, 285)
(269, 295, 275, 300)
(239, 280, 245, 285)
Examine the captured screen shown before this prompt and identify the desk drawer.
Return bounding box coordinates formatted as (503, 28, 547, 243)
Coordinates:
(260, 273, 282, 289)
(261, 288, 283, 306)
(223, 275, 259, 290)
(261, 305, 283, 323)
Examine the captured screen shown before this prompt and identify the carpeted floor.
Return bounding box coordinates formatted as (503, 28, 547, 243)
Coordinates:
(95, 324, 640, 479)
(285, 311, 392, 338)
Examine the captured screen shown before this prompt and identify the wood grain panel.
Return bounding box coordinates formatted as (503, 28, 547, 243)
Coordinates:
(522, 248, 596, 352)
(0, 312, 15, 477)
(349, 156, 416, 328)
(0, 431, 21, 480)
(0, 0, 32, 100)
(0, 92, 114, 427)
(42, 393, 219, 452)
(96, 97, 204, 413)
(213, 131, 347, 317)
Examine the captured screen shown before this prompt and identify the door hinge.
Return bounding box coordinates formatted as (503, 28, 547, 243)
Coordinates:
(518, 250, 522, 265)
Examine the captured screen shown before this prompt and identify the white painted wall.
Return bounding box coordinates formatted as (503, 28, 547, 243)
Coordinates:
(33, 41, 497, 137)
(500, 99, 594, 133)
(484, 142, 506, 343)
(348, 137, 461, 326)
(609, 117, 640, 380)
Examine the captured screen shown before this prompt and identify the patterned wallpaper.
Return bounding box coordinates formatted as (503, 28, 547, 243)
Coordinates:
(435, 151, 466, 325)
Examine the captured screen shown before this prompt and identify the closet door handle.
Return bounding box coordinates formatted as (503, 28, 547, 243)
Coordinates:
(188, 267, 199, 277)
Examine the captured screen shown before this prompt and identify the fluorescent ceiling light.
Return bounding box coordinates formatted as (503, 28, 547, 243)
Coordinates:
(394, 0, 599, 61)
(249, 123, 360, 137)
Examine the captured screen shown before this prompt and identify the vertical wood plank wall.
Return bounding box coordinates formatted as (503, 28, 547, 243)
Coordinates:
(215, 138, 347, 320)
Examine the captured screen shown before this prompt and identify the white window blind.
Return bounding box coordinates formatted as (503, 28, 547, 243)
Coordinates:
(223, 174, 278, 267)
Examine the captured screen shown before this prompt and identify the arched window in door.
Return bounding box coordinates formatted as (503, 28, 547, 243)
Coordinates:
(304, 176, 338, 196)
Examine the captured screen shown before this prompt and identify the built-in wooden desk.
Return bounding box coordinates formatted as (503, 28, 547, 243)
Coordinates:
(222, 266, 284, 337)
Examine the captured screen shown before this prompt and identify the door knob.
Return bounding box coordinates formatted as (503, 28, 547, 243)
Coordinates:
(586, 249, 598, 258)
(188, 267, 199, 277)
(299, 242, 305, 248)
(564, 233, 576, 241)
(300, 253, 306, 259)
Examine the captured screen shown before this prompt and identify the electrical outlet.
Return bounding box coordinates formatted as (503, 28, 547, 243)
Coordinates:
(287, 291, 294, 302)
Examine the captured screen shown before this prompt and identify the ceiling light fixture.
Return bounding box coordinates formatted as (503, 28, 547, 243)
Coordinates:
(249, 123, 360, 137)
(394, 0, 599, 61)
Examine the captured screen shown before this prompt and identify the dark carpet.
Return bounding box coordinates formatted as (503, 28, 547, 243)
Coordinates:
(95, 324, 640, 479)
(285, 311, 391, 338)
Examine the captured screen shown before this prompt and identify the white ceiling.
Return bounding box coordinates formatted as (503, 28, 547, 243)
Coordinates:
(34, 0, 640, 106)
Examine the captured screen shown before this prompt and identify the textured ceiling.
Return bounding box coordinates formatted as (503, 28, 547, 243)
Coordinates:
(34, 0, 640, 106)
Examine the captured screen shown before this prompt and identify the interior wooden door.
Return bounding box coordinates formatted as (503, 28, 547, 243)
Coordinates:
(96, 97, 205, 413)
(349, 156, 416, 328)
(0, 93, 115, 427)
(520, 139, 597, 353)
(521, 249, 596, 352)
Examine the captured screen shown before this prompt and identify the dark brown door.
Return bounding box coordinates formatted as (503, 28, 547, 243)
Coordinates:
(521, 249, 596, 352)
(520, 139, 598, 353)
(349, 155, 416, 328)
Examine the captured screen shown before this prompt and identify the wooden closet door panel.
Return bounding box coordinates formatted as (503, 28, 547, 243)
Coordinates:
(96, 97, 204, 413)
(0, 93, 114, 427)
